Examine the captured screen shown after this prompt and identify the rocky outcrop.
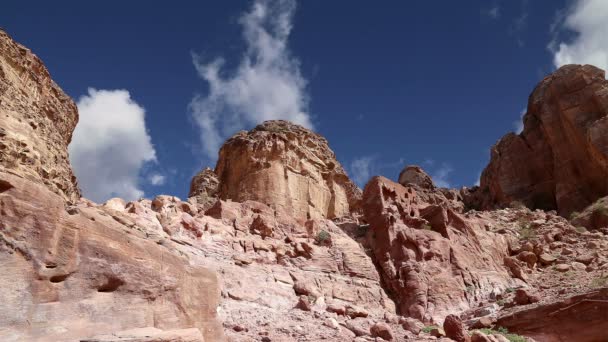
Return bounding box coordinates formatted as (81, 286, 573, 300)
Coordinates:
(0, 171, 223, 341)
(497, 288, 608, 342)
(0, 29, 80, 203)
(188, 167, 219, 209)
(480, 64, 608, 216)
(362, 176, 519, 323)
(210, 120, 361, 220)
(398, 165, 435, 190)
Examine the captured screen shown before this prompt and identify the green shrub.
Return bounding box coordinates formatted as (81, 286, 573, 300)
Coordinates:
(519, 224, 534, 240)
(569, 211, 580, 220)
(476, 328, 526, 342)
(422, 325, 439, 333)
(575, 226, 588, 234)
(421, 223, 432, 231)
(590, 276, 608, 288)
(315, 230, 331, 244)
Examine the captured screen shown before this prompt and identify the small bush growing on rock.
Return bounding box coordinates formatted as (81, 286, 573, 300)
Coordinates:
(575, 226, 588, 234)
(509, 201, 526, 209)
(421, 223, 432, 231)
(591, 202, 608, 216)
(590, 275, 608, 288)
(477, 328, 526, 342)
(519, 224, 534, 240)
(569, 211, 580, 221)
(315, 230, 331, 244)
(422, 325, 439, 333)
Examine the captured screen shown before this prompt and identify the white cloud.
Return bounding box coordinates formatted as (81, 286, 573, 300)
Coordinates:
(69, 88, 156, 203)
(148, 173, 166, 186)
(431, 164, 453, 188)
(483, 4, 501, 19)
(350, 156, 375, 188)
(190, 0, 311, 160)
(551, 0, 608, 71)
(513, 108, 526, 134)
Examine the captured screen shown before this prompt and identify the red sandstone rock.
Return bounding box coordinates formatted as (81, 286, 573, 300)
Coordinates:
(443, 314, 471, 342)
(362, 176, 519, 322)
(480, 65, 608, 216)
(497, 288, 608, 342)
(188, 167, 219, 209)
(210, 120, 361, 220)
(0, 29, 80, 202)
(370, 322, 394, 340)
(398, 165, 435, 189)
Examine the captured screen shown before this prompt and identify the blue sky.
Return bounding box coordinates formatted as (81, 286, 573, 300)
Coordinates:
(2, 0, 607, 202)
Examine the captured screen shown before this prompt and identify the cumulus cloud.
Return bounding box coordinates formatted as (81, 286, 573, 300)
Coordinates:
(148, 173, 166, 186)
(350, 156, 375, 188)
(69, 88, 157, 203)
(190, 0, 311, 159)
(551, 0, 608, 71)
(431, 164, 453, 188)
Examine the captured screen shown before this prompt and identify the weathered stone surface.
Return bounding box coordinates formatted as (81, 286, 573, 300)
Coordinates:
(0, 172, 223, 341)
(362, 176, 519, 323)
(211, 120, 361, 220)
(443, 314, 470, 342)
(188, 167, 219, 209)
(497, 287, 608, 342)
(398, 165, 435, 189)
(0, 29, 80, 202)
(81, 327, 204, 342)
(480, 65, 608, 216)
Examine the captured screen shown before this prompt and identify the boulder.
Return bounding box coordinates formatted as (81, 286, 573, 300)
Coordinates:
(398, 165, 435, 189)
(443, 314, 470, 342)
(370, 322, 393, 340)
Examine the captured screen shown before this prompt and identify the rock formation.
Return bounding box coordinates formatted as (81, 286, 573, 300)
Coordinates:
(207, 120, 362, 220)
(0, 29, 80, 203)
(3, 28, 608, 342)
(480, 64, 608, 216)
(362, 176, 519, 323)
(189, 167, 219, 209)
(398, 165, 435, 190)
(0, 172, 223, 341)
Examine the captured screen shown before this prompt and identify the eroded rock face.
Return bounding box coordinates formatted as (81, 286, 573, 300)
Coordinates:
(362, 176, 519, 323)
(398, 165, 435, 190)
(211, 120, 361, 220)
(188, 167, 219, 209)
(0, 29, 80, 203)
(497, 288, 608, 342)
(481, 64, 608, 216)
(0, 172, 223, 341)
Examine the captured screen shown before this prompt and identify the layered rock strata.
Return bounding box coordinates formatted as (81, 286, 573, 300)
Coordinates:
(0, 29, 80, 202)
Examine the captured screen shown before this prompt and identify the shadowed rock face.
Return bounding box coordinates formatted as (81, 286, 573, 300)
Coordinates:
(0, 29, 80, 203)
(209, 120, 361, 220)
(480, 64, 608, 216)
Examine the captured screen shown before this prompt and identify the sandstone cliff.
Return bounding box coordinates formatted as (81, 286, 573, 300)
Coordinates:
(0, 29, 80, 203)
(202, 120, 362, 221)
(480, 64, 608, 216)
